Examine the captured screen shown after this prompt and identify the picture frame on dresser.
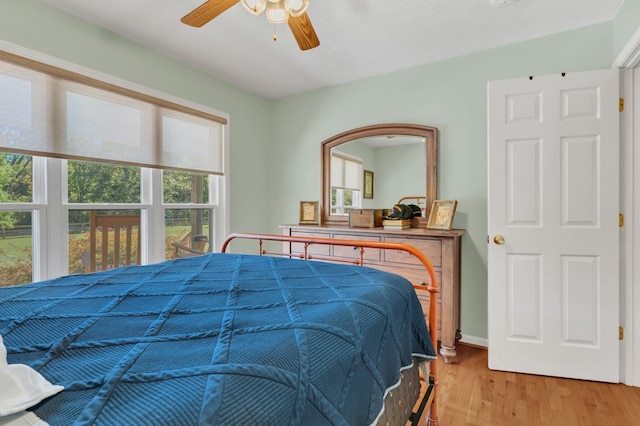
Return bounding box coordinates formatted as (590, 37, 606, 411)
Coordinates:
(427, 200, 458, 230)
(299, 201, 320, 225)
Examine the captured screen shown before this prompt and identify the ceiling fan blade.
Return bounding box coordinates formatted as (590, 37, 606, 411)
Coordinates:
(288, 12, 320, 51)
(181, 0, 240, 27)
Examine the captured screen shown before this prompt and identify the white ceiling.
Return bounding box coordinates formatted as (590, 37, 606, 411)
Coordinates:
(40, 0, 623, 99)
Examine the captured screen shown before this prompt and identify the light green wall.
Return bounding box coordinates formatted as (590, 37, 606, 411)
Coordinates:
(374, 144, 425, 209)
(270, 23, 615, 340)
(614, 0, 640, 57)
(0, 0, 272, 240)
(332, 141, 425, 210)
(1, 0, 639, 340)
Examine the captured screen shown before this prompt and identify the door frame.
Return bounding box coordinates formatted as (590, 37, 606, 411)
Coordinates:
(613, 25, 640, 387)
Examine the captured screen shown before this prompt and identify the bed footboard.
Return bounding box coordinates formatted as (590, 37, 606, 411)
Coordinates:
(221, 232, 440, 425)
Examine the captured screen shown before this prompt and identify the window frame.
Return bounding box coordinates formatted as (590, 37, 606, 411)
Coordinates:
(330, 151, 363, 215)
(34, 157, 225, 281)
(331, 187, 362, 215)
(0, 43, 230, 284)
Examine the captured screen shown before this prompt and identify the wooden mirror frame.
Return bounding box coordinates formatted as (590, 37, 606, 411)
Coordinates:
(321, 123, 438, 226)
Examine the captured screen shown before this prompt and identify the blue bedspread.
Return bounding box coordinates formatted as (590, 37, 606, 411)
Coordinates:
(0, 253, 435, 425)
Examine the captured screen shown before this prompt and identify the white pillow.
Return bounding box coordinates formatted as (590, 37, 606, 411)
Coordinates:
(0, 411, 49, 426)
(0, 335, 64, 417)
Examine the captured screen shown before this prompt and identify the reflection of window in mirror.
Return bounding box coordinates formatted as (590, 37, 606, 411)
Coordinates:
(330, 151, 362, 215)
(322, 124, 437, 226)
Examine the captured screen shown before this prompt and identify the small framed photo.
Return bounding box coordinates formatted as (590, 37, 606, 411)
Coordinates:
(299, 201, 320, 225)
(363, 170, 374, 199)
(427, 200, 458, 230)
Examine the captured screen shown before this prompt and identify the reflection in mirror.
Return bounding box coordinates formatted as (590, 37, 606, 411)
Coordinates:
(322, 124, 437, 226)
(330, 136, 426, 215)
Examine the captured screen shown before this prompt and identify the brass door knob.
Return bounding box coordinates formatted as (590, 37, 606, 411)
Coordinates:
(493, 235, 505, 245)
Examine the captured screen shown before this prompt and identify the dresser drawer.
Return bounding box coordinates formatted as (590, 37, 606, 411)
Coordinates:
(381, 266, 441, 289)
(383, 237, 442, 267)
(290, 231, 331, 256)
(333, 233, 381, 261)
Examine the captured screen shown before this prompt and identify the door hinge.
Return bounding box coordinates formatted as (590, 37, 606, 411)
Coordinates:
(619, 213, 624, 227)
(619, 98, 624, 112)
(619, 326, 624, 341)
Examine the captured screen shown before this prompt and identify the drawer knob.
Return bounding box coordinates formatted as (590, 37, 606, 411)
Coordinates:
(493, 235, 505, 245)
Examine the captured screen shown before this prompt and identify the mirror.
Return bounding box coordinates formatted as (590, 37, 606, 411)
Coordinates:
(322, 123, 437, 226)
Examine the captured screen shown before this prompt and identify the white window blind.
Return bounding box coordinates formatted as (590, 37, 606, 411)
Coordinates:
(0, 53, 225, 175)
(330, 156, 344, 187)
(161, 109, 223, 174)
(0, 63, 47, 155)
(62, 82, 152, 165)
(344, 159, 360, 189)
(330, 152, 361, 191)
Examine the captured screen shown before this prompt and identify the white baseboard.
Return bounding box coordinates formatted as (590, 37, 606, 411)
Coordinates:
(459, 335, 488, 348)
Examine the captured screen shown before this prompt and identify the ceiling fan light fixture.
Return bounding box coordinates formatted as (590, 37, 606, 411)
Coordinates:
(241, 0, 267, 16)
(266, 0, 289, 24)
(181, 0, 319, 50)
(284, 0, 309, 17)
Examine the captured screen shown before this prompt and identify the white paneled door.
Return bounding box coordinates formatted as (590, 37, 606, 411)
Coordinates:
(487, 70, 620, 382)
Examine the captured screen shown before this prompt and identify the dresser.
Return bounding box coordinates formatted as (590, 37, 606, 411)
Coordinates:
(281, 224, 465, 363)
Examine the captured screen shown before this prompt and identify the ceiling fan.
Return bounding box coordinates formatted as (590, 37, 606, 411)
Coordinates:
(181, 0, 320, 51)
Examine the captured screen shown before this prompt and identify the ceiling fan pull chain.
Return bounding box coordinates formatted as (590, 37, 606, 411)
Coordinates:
(273, 24, 278, 41)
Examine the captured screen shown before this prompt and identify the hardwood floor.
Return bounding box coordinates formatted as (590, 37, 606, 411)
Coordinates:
(419, 344, 640, 426)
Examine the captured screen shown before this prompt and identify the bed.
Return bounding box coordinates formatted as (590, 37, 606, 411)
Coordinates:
(0, 233, 440, 425)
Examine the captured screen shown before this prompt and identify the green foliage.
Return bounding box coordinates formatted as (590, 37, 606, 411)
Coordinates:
(67, 161, 142, 224)
(0, 154, 32, 230)
(344, 189, 354, 206)
(0, 245, 32, 287)
(163, 171, 209, 220)
(68, 161, 141, 204)
(0, 155, 207, 286)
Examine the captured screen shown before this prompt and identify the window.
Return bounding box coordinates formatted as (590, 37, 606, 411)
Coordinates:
(0, 154, 34, 287)
(66, 161, 143, 275)
(0, 49, 228, 287)
(29, 157, 220, 282)
(163, 170, 209, 204)
(330, 152, 362, 215)
(164, 208, 210, 260)
(0, 154, 32, 203)
(67, 160, 141, 204)
(0, 210, 32, 287)
(163, 170, 215, 260)
(68, 208, 141, 275)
